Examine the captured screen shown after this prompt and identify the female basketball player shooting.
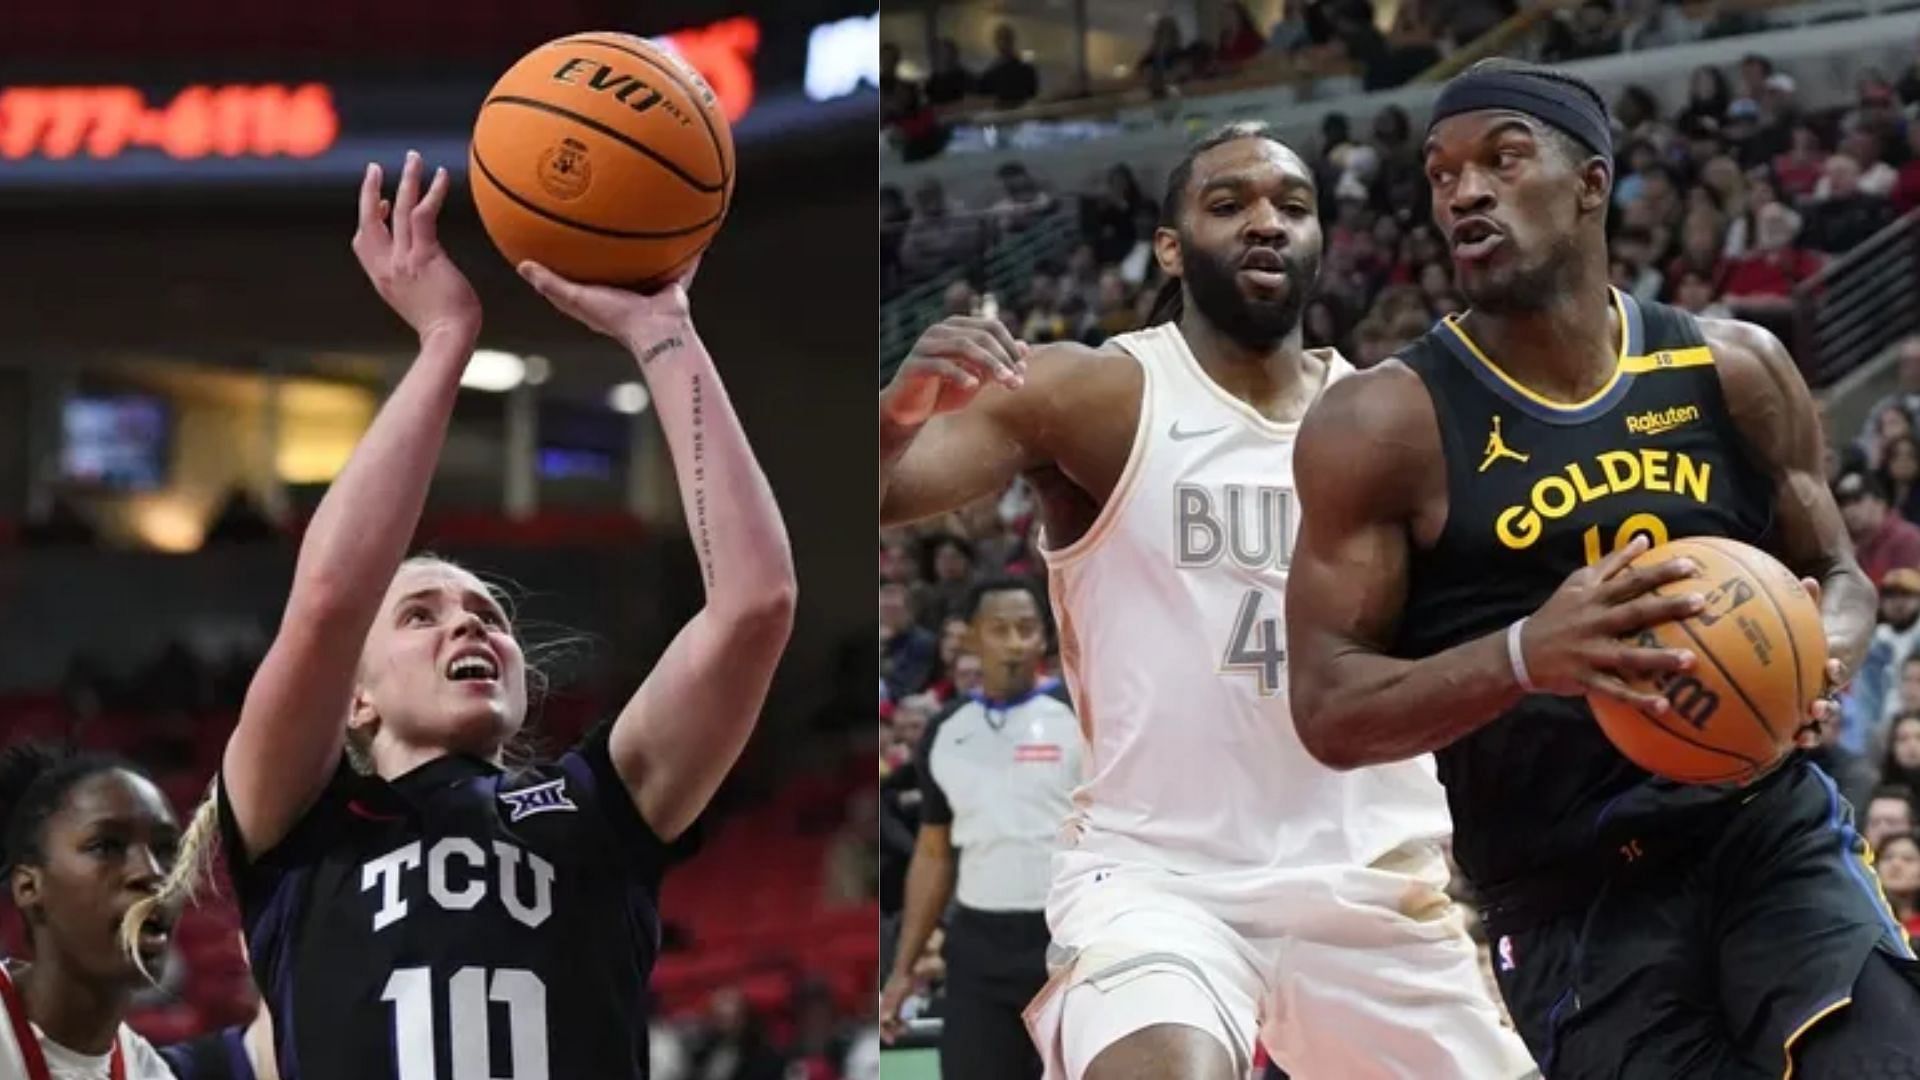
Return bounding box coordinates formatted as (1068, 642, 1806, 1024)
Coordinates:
(141, 151, 795, 1079)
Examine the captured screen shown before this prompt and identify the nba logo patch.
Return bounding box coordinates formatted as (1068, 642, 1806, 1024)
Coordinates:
(1497, 934, 1516, 972)
(499, 778, 578, 822)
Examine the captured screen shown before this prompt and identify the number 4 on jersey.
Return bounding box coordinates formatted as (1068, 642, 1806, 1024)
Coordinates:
(1223, 588, 1285, 696)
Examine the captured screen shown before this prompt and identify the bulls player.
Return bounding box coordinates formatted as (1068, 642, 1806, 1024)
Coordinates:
(139, 151, 795, 1078)
(880, 123, 1533, 1079)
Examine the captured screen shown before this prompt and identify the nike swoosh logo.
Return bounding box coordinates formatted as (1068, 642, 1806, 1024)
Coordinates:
(1168, 421, 1228, 441)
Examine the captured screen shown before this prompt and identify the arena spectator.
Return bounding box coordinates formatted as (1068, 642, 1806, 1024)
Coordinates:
(1615, 85, 1667, 150)
(1837, 469, 1920, 584)
(1665, 213, 1728, 298)
(1805, 153, 1897, 254)
(1877, 832, 1920, 936)
(1694, 156, 1752, 254)
(1138, 15, 1210, 92)
(1610, 225, 1665, 301)
(685, 988, 787, 1080)
(919, 535, 978, 629)
(1773, 123, 1829, 202)
(925, 38, 972, 107)
(882, 582, 938, 699)
(1268, 0, 1317, 54)
(977, 25, 1039, 109)
(899, 179, 987, 284)
(1831, 130, 1900, 198)
(1543, 0, 1621, 63)
(1865, 402, 1916, 471)
(1885, 714, 1920, 790)
(1217, 2, 1268, 66)
(1882, 435, 1920, 524)
(988, 162, 1058, 236)
(1858, 338, 1920, 452)
(1677, 65, 1732, 134)
(823, 787, 881, 906)
(1721, 202, 1822, 311)
(1866, 784, 1918, 852)
(1857, 569, 1920, 740)
(1083, 164, 1154, 265)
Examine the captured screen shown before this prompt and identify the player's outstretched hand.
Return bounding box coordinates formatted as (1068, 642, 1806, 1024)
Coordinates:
(882, 316, 1031, 430)
(351, 151, 481, 345)
(1794, 576, 1846, 750)
(518, 258, 698, 349)
(1518, 535, 1705, 715)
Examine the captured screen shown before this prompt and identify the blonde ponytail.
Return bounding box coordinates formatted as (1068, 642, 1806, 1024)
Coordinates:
(120, 783, 221, 984)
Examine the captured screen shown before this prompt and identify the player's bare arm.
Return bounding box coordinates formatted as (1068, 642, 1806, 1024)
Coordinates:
(878, 822, 956, 1043)
(227, 153, 479, 858)
(523, 259, 798, 842)
(1702, 316, 1873, 735)
(880, 318, 1142, 527)
(1288, 362, 1703, 770)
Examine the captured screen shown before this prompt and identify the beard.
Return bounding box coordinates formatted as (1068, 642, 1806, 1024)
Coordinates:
(1180, 235, 1317, 350)
(1456, 231, 1582, 314)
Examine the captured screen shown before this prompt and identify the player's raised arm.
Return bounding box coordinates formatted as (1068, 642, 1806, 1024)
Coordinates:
(1285, 365, 1704, 769)
(1704, 317, 1874, 738)
(521, 259, 796, 842)
(880, 316, 1046, 526)
(225, 152, 481, 858)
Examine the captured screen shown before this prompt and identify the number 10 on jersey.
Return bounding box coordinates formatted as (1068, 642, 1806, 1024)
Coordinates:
(1223, 588, 1286, 696)
(384, 967, 548, 1080)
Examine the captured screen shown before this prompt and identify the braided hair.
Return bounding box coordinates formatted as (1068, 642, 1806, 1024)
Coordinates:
(1147, 121, 1306, 327)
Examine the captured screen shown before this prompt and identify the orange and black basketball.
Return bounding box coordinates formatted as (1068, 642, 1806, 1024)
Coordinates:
(1588, 536, 1826, 786)
(470, 32, 734, 285)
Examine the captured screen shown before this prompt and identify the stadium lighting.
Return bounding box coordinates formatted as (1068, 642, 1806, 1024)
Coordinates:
(523, 355, 552, 386)
(608, 381, 651, 415)
(462, 349, 527, 392)
(807, 14, 880, 101)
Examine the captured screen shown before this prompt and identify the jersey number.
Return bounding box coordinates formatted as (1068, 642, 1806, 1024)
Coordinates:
(1582, 513, 1669, 566)
(1223, 588, 1285, 696)
(383, 967, 549, 1080)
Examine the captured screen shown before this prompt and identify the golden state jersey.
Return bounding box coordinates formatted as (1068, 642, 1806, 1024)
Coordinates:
(1394, 290, 1775, 893)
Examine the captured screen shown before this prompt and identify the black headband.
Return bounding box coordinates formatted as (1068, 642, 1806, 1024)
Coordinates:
(1430, 69, 1612, 162)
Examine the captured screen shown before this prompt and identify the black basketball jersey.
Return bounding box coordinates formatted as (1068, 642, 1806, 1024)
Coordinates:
(1394, 290, 1778, 893)
(217, 726, 673, 1080)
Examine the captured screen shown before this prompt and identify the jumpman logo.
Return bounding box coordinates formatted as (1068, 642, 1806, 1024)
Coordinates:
(1478, 415, 1529, 473)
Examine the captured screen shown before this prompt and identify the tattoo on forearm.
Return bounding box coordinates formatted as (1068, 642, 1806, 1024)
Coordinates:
(639, 336, 684, 365)
(691, 372, 714, 588)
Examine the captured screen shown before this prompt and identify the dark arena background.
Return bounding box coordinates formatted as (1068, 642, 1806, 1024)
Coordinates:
(0, 1, 881, 1077)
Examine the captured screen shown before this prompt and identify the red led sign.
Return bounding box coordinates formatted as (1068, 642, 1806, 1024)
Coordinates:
(0, 83, 339, 161)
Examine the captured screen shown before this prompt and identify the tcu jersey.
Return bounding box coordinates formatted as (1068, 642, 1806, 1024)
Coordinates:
(1042, 322, 1451, 876)
(1394, 290, 1777, 893)
(218, 727, 676, 1080)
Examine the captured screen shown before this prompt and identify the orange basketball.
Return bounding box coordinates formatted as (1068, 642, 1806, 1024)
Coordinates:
(1587, 536, 1826, 786)
(470, 32, 734, 285)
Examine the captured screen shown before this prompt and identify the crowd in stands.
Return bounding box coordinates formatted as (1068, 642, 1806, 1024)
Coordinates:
(887, 40, 1920, 363)
(881, 0, 1904, 164)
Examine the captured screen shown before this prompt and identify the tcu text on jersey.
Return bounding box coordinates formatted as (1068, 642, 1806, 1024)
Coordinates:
(1174, 483, 1298, 570)
(362, 838, 556, 932)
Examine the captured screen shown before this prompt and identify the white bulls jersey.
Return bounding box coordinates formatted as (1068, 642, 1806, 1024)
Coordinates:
(1043, 322, 1451, 876)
